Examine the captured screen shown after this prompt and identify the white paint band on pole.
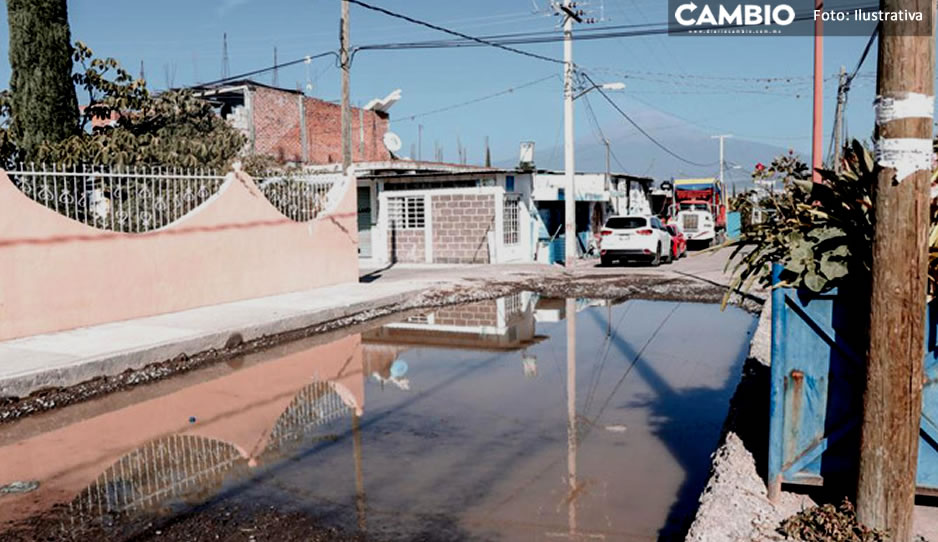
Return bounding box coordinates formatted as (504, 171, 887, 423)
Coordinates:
(874, 137, 934, 183)
(874, 92, 935, 123)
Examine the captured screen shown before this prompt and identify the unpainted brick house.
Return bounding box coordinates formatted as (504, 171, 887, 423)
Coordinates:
(195, 80, 391, 164)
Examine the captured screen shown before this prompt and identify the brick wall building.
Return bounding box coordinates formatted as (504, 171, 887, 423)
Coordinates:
(432, 299, 499, 327)
(430, 194, 495, 264)
(384, 191, 496, 265)
(360, 292, 541, 352)
(196, 80, 391, 165)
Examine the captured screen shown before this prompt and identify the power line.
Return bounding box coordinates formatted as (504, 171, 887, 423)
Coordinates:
(397, 74, 559, 122)
(345, 0, 565, 65)
(829, 24, 880, 163)
(358, 3, 879, 51)
(579, 71, 716, 168)
(197, 51, 337, 88)
(582, 93, 629, 172)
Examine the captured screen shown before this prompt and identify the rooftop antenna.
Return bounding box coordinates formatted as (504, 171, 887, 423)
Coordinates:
(139, 60, 145, 82)
(163, 62, 177, 89)
(221, 33, 230, 80)
(272, 46, 279, 87)
(304, 56, 313, 94)
(485, 136, 491, 167)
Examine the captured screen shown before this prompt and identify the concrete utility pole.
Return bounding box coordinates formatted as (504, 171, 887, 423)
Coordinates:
(221, 33, 230, 80)
(832, 66, 848, 173)
(711, 135, 731, 187)
(418, 124, 423, 161)
(857, 2, 936, 540)
(603, 138, 610, 182)
(563, 0, 578, 267)
(811, 0, 823, 182)
(341, 0, 352, 172)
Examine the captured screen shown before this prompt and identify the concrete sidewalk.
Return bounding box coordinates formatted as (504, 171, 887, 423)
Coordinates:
(0, 277, 440, 398)
(0, 252, 734, 399)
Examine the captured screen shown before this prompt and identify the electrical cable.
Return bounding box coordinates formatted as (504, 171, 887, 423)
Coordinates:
(357, 3, 878, 51)
(396, 74, 559, 122)
(346, 0, 565, 65)
(829, 24, 880, 161)
(580, 71, 717, 168)
(197, 51, 338, 88)
(582, 93, 629, 172)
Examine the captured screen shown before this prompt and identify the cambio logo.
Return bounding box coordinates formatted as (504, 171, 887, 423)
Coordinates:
(674, 2, 796, 26)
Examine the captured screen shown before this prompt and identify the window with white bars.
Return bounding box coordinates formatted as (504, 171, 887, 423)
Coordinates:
(503, 293, 523, 319)
(503, 196, 520, 245)
(387, 196, 425, 230)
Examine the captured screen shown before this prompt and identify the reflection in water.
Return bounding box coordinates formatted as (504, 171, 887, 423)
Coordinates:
(0, 334, 365, 530)
(566, 297, 578, 539)
(68, 435, 244, 521)
(65, 379, 360, 528)
(1, 296, 755, 541)
(267, 381, 357, 456)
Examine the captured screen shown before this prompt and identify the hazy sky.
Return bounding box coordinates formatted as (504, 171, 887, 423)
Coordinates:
(0, 0, 929, 180)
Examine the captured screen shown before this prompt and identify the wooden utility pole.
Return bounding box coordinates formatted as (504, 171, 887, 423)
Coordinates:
(857, 2, 936, 540)
(340, 0, 352, 172)
(832, 66, 848, 174)
(810, 0, 824, 183)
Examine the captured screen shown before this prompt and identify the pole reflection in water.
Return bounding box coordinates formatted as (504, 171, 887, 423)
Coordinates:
(566, 297, 578, 539)
(353, 412, 366, 533)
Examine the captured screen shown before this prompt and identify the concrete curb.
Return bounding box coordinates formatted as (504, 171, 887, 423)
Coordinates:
(0, 287, 422, 398)
(684, 300, 773, 542)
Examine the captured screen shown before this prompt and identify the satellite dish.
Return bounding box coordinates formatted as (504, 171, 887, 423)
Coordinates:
(383, 131, 402, 153)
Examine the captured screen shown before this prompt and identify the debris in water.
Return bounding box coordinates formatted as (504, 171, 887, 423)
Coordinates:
(0, 480, 39, 495)
(604, 425, 627, 433)
(188, 416, 197, 423)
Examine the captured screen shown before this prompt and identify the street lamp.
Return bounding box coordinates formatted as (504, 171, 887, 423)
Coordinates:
(563, 79, 624, 267)
(572, 81, 625, 101)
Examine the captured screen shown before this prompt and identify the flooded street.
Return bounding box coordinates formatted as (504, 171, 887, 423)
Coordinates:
(0, 294, 755, 541)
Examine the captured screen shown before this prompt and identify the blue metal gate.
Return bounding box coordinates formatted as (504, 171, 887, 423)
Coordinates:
(768, 264, 938, 494)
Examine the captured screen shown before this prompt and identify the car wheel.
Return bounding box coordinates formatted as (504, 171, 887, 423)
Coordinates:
(651, 244, 661, 267)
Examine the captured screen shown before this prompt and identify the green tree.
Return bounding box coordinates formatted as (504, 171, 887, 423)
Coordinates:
(6, 0, 79, 160)
(31, 42, 246, 169)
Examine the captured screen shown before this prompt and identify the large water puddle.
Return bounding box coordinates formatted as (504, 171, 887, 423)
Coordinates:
(0, 294, 755, 541)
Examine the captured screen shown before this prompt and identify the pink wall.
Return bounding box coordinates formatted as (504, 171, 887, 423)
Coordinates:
(0, 169, 359, 341)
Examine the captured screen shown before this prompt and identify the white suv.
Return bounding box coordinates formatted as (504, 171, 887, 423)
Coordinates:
(599, 215, 673, 267)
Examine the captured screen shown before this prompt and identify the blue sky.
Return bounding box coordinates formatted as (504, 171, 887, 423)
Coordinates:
(0, 0, 927, 183)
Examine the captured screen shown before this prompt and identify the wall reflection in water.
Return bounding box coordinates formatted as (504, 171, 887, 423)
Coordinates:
(1, 293, 755, 542)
